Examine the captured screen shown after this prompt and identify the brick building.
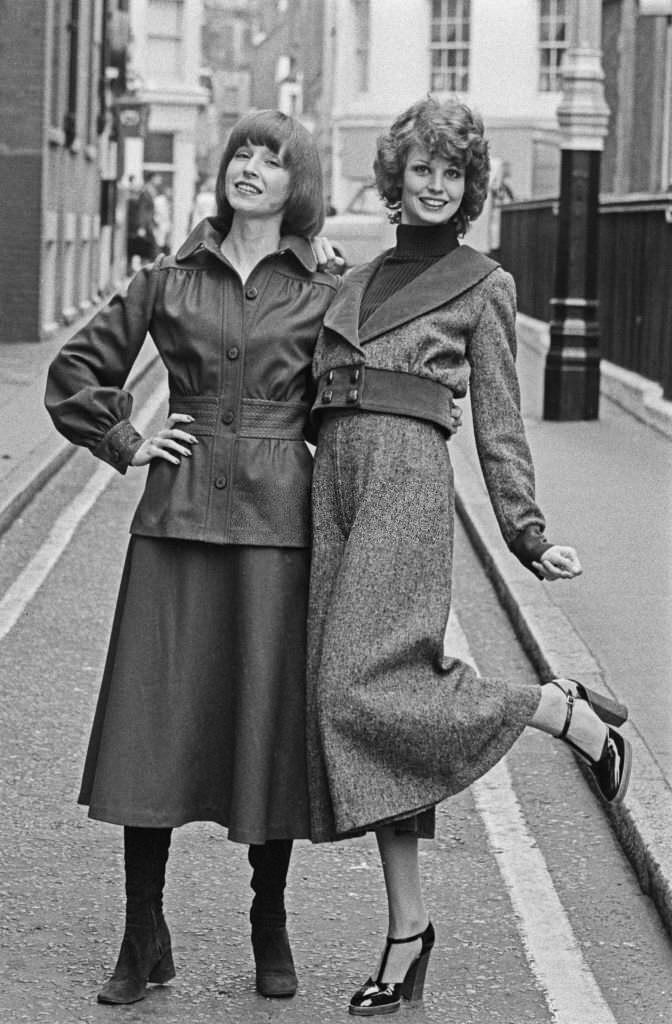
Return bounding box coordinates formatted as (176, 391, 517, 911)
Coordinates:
(0, 0, 128, 345)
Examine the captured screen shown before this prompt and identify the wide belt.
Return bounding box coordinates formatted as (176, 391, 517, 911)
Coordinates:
(312, 366, 455, 435)
(169, 396, 307, 439)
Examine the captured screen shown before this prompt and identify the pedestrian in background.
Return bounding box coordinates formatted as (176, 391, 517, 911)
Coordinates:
(305, 96, 631, 1016)
(152, 183, 172, 255)
(487, 157, 516, 261)
(45, 110, 338, 1006)
(126, 173, 159, 271)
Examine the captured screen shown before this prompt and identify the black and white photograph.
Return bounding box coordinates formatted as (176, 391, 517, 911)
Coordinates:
(1, 1, 671, 1021)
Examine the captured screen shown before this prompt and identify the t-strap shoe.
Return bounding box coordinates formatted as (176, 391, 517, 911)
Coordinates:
(349, 921, 435, 1016)
(546, 677, 628, 727)
(555, 687, 632, 803)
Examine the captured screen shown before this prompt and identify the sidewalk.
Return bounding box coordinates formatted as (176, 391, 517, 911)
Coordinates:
(451, 318, 672, 935)
(1, 311, 671, 938)
(0, 310, 157, 536)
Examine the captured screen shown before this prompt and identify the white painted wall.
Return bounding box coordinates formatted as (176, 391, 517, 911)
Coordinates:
(328, 0, 564, 211)
(128, 0, 209, 251)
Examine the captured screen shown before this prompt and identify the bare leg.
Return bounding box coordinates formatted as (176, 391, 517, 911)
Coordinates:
(373, 827, 429, 983)
(530, 683, 606, 761)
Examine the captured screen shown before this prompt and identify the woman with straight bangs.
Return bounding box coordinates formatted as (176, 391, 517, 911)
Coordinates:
(305, 97, 631, 1015)
(45, 109, 339, 1005)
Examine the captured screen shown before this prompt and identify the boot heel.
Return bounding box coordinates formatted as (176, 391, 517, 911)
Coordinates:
(149, 948, 176, 984)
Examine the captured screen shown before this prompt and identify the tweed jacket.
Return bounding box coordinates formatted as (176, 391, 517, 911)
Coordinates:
(45, 219, 339, 548)
(312, 243, 550, 568)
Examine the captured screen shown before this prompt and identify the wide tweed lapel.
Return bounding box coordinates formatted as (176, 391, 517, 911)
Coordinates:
(321, 250, 389, 351)
(358, 245, 498, 345)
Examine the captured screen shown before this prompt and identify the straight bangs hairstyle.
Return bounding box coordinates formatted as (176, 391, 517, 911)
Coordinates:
(215, 109, 325, 237)
(373, 97, 490, 235)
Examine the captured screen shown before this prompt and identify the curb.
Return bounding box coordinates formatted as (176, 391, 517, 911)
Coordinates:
(0, 344, 160, 539)
(451, 437, 672, 940)
(516, 314, 672, 441)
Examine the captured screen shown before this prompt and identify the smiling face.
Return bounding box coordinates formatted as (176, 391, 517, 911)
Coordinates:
(400, 145, 466, 227)
(224, 141, 292, 221)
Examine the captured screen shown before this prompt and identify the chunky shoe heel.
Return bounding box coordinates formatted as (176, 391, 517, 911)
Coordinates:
(399, 940, 432, 1003)
(349, 922, 435, 1016)
(148, 948, 176, 984)
(251, 925, 297, 998)
(556, 688, 632, 803)
(548, 678, 628, 727)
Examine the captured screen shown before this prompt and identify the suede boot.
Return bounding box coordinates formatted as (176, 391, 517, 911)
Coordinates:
(98, 827, 175, 1005)
(248, 839, 297, 998)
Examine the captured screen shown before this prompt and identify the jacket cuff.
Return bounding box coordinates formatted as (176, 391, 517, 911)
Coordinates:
(93, 419, 143, 474)
(509, 524, 553, 578)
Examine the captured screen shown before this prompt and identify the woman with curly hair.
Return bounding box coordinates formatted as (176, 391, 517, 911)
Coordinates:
(305, 97, 631, 1015)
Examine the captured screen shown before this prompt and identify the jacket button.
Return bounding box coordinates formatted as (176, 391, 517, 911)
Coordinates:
(214, 475, 227, 489)
(222, 410, 234, 425)
(227, 346, 240, 360)
(245, 286, 258, 299)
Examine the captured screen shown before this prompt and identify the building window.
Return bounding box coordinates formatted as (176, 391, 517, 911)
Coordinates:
(353, 0, 370, 92)
(64, 0, 80, 146)
(539, 0, 568, 92)
(144, 132, 175, 195)
(144, 131, 174, 167)
(50, 0, 66, 133)
(429, 0, 470, 93)
(147, 0, 184, 80)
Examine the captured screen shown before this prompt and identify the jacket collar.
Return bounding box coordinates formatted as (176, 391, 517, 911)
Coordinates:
(175, 217, 317, 272)
(322, 244, 498, 350)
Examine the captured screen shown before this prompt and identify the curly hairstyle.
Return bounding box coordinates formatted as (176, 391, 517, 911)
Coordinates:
(215, 109, 325, 237)
(373, 97, 490, 236)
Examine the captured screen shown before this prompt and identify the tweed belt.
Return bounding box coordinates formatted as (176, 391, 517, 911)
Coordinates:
(312, 366, 455, 435)
(169, 395, 307, 439)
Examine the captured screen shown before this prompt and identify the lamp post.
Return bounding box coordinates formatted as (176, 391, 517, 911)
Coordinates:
(543, 0, 610, 420)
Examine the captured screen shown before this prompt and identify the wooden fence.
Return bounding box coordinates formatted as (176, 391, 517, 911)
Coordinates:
(499, 195, 672, 399)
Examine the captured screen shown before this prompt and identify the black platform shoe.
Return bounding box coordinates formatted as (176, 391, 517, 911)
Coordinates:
(97, 904, 175, 1005)
(547, 677, 628, 727)
(555, 685, 632, 803)
(349, 921, 435, 1016)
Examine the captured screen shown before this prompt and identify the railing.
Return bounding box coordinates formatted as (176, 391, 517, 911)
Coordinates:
(499, 195, 672, 400)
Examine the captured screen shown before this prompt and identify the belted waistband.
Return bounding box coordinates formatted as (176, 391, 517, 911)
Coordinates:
(311, 366, 455, 435)
(169, 396, 307, 440)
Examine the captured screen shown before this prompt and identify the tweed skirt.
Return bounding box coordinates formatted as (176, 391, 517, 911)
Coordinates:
(306, 412, 542, 842)
(78, 537, 311, 844)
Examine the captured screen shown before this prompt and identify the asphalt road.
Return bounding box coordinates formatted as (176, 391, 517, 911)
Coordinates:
(1, 368, 671, 1023)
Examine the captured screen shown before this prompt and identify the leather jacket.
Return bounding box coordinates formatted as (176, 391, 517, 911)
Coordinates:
(45, 218, 339, 547)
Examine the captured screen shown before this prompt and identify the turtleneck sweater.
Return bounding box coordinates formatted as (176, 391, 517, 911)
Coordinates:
(359, 220, 459, 328)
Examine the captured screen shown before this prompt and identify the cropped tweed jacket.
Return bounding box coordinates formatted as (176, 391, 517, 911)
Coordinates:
(312, 243, 551, 569)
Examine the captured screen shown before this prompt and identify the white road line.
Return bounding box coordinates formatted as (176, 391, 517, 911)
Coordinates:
(445, 614, 618, 1024)
(0, 382, 168, 644)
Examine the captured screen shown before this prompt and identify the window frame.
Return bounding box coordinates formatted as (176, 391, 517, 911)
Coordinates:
(146, 0, 185, 80)
(429, 0, 471, 94)
(352, 0, 370, 93)
(538, 0, 568, 93)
